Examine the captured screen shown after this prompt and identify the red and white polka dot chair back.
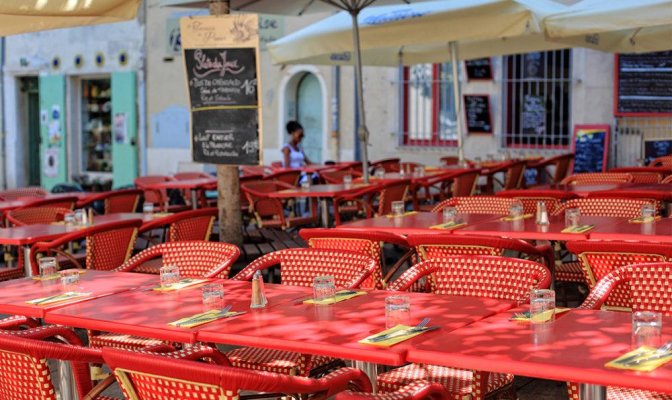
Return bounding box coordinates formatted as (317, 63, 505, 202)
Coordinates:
(135, 175, 173, 205)
(0, 187, 47, 200)
(388, 255, 551, 302)
(629, 172, 663, 183)
(242, 181, 294, 227)
(233, 248, 380, 289)
(6, 207, 72, 226)
(514, 197, 562, 215)
(17, 196, 78, 210)
(263, 169, 302, 186)
(662, 174, 672, 184)
(102, 347, 372, 400)
(116, 241, 240, 278)
(336, 380, 451, 400)
(431, 196, 516, 215)
(166, 208, 217, 242)
(651, 156, 672, 167)
(103, 189, 143, 214)
(552, 198, 654, 219)
(377, 180, 411, 216)
(560, 172, 633, 185)
(567, 241, 672, 310)
(370, 158, 401, 173)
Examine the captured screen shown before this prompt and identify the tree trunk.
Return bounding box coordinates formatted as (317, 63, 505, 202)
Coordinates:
(209, 0, 242, 246)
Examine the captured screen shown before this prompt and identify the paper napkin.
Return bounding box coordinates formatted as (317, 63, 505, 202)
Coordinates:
(26, 292, 92, 306)
(429, 221, 467, 230)
(605, 346, 672, 372)
(386, 211, 418, 218)
(152, 278, 208, 292)
(561, 224, 595, 234)
(169, 310, 245, 328)
(360, 325, 435, 347)
(501, 214, 533, 222)
(32, 269, 86, 281)
(303, 290, 366, 305)
(629, 216, 661, 224)
(510, 307, 571, 322)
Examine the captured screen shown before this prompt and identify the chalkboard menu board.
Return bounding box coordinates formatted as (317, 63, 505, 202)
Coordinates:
(572, 125, 610, 173)
(464, 58, 492, 80)
(644, 139, 672, 165)
(616, 51, 672, 116)
(181, 15, 262, 166)
(463, 95, 493, 134)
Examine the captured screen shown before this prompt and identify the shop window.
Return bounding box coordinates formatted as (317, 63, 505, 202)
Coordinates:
(82, 78, 112, 173)
(503, 50, 572, 149)
(401, 63, 457, 146)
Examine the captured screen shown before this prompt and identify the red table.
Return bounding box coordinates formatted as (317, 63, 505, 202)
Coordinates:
(338, 212, 502, 236)
(589, 217, 672, 243)
(407, 309, 672, 399)
(594, 183, 672, 202)
(0, 270, 157, 319)
(46, 280, 310, 344)
(502, 184, 634, 198)
(144, 178, 217, 209)
(0, 192, 97, 213)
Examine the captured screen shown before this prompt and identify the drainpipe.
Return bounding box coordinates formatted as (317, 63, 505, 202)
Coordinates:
(331, 66, 340, 161)
(1, 37, 6, 189)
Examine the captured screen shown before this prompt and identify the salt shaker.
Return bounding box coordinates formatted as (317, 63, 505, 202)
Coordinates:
(536, 201, 549, 225)
(250, 270, 268, 309)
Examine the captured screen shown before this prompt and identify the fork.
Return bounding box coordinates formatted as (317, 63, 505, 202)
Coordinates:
(619, 341, 672, 366)
(369, 318, 430, 342)
(176, 305, 232, 327)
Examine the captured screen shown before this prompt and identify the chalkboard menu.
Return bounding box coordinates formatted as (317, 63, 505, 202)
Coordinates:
(463, 95, 493, 134)
(616, 51, 672, 115)
(181, 15, 262, 166)
(464, 58, 492, 80)
(572, 125, 610, 174)
(644, 139, 672, 165)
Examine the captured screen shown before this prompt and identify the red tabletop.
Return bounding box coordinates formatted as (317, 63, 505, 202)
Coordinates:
(144, 178, 217, 191)
(455, 215, 622, 241)
(46, 281, 310, 344)
(503, 184, 634, 198)
(197, 291, 516, 366)
(338, 212, 502, 236)
(589, 217, 672, 243)
(0, 270, 157, 319)
(0, 192, 95, 213)
(407, 309, 672, 395)
(593, 183, 672, 202)
(269, 183, 373, 199)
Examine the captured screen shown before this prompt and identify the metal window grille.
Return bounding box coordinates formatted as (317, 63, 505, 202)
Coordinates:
(614, 117, 672, 167)
(401, 63, 457, 146)
(502, 50, 572, 149)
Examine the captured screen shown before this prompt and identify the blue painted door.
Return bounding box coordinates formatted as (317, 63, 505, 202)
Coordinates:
(296, 74, 323, 164)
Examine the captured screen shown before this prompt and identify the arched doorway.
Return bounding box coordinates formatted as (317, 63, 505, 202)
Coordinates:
(296, 73, 323, 164)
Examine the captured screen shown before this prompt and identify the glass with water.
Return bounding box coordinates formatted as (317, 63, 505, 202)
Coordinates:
(59, 269, 80, 287)
(385, 295, 411, 328)
(391, 201, 405, 217)
(508, 200, 524, 219)
(530, 289, 555, 323)
(565, 208, 581, 228)
(343, 175, 353, 187)
(632, 311, 662, 348)
(442, 206, 457, 223)
(160, 265, 181, 287)
(202, 283, 225, 310)
(38, 257, 59, 279)
(143, 202, 154, 214)
(313, 275, 336, 302)
(641, 203, 656, 220)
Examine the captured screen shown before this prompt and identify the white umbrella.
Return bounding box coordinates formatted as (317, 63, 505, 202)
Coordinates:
(0, 0, 141, 36)
(545, 0, 672, 54)
(267, 0, 569, 161)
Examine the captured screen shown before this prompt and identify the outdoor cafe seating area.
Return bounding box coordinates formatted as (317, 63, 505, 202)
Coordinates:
(2, 154, 672, 399)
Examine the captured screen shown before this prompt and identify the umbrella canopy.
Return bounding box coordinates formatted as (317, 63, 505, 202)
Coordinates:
(545, 0, 672, 54)
(162, 0, 411, 15)
(0, 0, 141, 36)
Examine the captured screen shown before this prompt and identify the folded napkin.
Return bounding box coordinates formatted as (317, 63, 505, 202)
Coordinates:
(510, 307, 571, 322)
(501, 214, 533, 222)
(561, 224, 595, 234)
(169, 309, 245, 328)
(605, 346, 672, 372)
(360, 324, 438, 347)
(429, 221, 467, 230)
(32, 269, 86, 281)
(303, 290, 366, 305)
(26, 291, 92, 306)
(152, 278, 208, 292)
(386, 211, 418, 218)
(152, 212, 173, 218)
(629, 216, 661, 224)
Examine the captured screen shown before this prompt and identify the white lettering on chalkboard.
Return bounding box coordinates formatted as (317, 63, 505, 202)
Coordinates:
(242, 140, 259, 155)
(192, 49, 245, 78)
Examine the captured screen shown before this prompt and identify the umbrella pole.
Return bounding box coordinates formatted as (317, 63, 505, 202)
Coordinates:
(350, 10, 370, 182)
(449, 41, 465, 163)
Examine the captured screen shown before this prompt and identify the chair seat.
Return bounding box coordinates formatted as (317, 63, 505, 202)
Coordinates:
(377, 363, 513, 399)
(89, 332, 165, 350)
(226, 347, 336, 377)
(567, 384, 672, 400)
(132, 258, 162, 275)
(556, 261, 586, 284)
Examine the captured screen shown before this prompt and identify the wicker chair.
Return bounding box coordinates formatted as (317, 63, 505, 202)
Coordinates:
(661, 174, 672, 184)
(0, 187, 47, 200)
(381, 255, 551, 400)
(102, 189, 143, 214)
(560, 173, 633, 185)
(415, 169, 480, 211)
(440, 156, 460, 166)
(103, 346, 371, 400)
(229, 248, 379, 377)
(17, 195, 78, 210)
(5, 207, 71, 226)
(135, 175, 190, 212)
(431, 196, 516, 214)
(552, 198, 654, 219)
(337, 381, 451, 400)
(321, 168, 363, 184)
(299, 228, 412, 288)
(628, 172, 663, 183)
(530, 153, 574, 185)
(369, 158, 401, 173)
(480, 160, 526, 193)
(496, 189, 577, 215)
(264, 169, 302, 186)
(333, 179, 411, 225)
(567, 263, 672, 400)
(242, 181, 318, 230)
(29, 219, 142, 275)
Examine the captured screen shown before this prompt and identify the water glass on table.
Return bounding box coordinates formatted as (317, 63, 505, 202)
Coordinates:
(385, 295, 411, 328)
(143, 202, 154, 215)
(391, 201, 405, 217)
(442, 206, 457, 223)
(74, 209, 87, 226)
(508, 200, 524, 219)
(63, 212, 76, 227)
(374, 168, 386, 179)
(60, 269, 80, 288)
(202, 283, 225, 310)
(632, 311, 662, 348)
(160, 265, 181, 287)
(530, 289, 555, 323)
(565, 208, 581, 228)
(313, 275, 336, 302)
(641, 203, 656, 220)
(343, 174, 353, 187)
(38, 257, 59, 279)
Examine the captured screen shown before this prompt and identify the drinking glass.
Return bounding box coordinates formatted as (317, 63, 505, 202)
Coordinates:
(632, 311, 662, 348)
(38, 257, 59, 279)
(385, 295, 411, 328)
(442, 206, 457, 223)
(63, 213, 76, 226)
(565, 208, 581, 228)
(530, 289, 555, 323)
(473, 157, 482, 168)
(74, 209, 87, 226)
(343, 175, 353, 186)
(391, 201, 405, 217)
(415, 166, 425, 177)
(374, 168, 386, 179)
(202, 283, 225, 310)
(59, 269, 80, 287)
(160, 265, 181, 287)
(641, 203, 656, 220)
(301, 180, 311, 191)
(508, 200, 524, 219)
(313, 275, 336, 301)
(143, 202, 154, 214)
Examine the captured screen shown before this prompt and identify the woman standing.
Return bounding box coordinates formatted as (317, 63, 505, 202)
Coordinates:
(282, 120, 312, 168)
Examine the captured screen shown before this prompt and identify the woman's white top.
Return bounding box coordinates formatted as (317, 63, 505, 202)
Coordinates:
(283, 143, 306, 168)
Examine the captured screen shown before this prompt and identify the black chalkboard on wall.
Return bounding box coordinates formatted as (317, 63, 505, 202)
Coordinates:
(616, 51, 672, 116)
(192, 108, 259, 165)
(463, 94, 493, 134)
(644, 139, 672, 165)
(465, 58, 492, 80)
(572, 125, 610, 173)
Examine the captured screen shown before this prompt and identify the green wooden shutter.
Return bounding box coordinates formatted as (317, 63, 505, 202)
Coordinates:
(39, 75, 67, 190)
(111, 71, 138, 188)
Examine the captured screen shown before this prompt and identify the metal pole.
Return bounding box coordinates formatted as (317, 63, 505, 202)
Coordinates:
(579, 384, 607, 400)
(449, 41, 465, 163)
(350, 10, 370, 182)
